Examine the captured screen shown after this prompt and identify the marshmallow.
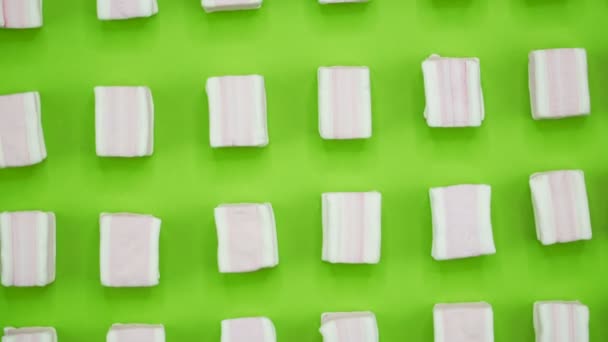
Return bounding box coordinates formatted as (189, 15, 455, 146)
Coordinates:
(534, 301, 589, 342)
(0, 92, 47, 168)
(100, 213, 161, 287)
(318, 67, 372, 140)
(320, 312, 378, 342)
(0, 211, 55, 287)
(0, 0, 42, 29)
(319, 0, 368, 3)
(214, 203, 278, 273)
(2, 327, 57, 342)
(95, 86, 154, 157)
(206, 75, 268, 148)
(221, 317, 276, 342)
(322, 192, 381, 264)
(422, 55, 484, 127)
(529, 170, 592, 245)
(434, 302, 494, 342)
(529, 48, 590, 119)
(97, 0, 159, 20)
(107, 324, 165, 342)
(430, 185, 495, 260)
(202, 0, 262, 12)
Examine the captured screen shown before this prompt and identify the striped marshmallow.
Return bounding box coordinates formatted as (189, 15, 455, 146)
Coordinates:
(0, 92, 47, 168)
(97, 0, 159, 20)
(430, 185, 495, 260)
(318, 67, 372, 140)
(320, 0, 368, 3)
(0, 0, 42, 29)
(2, 327, 57, 342)
(434, 302, 494, 342)
(206, 75, 268, 148)
(95, 86, 154, 157)
(215, 203, 278, 273)
(0, 211, 55, 287)
(529, 170, 592, 246)
(529, 48, 590, 120)
(320, 312, 378, 342)
(202, 0, 262, 12)
(534, 301, 589, 342)
(422, 55, 484, 127)
(100, 213, 161, 287)
(221, 317, 276, 342)
(322, 192, 381, 264)
(107, 324, 165, 342)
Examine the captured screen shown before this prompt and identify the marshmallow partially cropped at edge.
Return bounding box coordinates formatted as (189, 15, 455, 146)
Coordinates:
(221, 317, 276, 342)
(319, 0, 369, 4)
(206, 75, 268, 147)
(529, 48, 590, 120)
(0, 92, 47, 168)
(529, 170, 592, 245)
(202, 0, 262, 12)
(320, 312, 379, 342)
(434, 302, 494, 342)
(107, 324, 165, 342)
(97, 0, 159, 20)
(534, 301, 589, 342)
(0, 0, 43, 29)
(422, 54, 485, 127)
(2, 327, 57, 342)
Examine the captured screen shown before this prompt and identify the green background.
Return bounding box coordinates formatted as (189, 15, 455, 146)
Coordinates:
(1, 0, 607, 340)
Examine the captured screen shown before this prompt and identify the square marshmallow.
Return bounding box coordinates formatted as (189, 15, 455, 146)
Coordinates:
(221, 317, 276, 342)
(0, 92, 47, 168)
(0, 211, 55, 287)
(434, 302, 494, 342)
(534, 301, 589, 342)
(107, 324, 165, 342)
(530, 170, 592, 245)
(97, 0, 159, 20)
(215, 203, 278, 273)
(318, 67, 372, 140)
(0, 0, 42, 29)
(100, 213, 161, 287)
(95, 86, 154, 157)
(529, 48, 590, 120)
(322, 192, 381, 264)
(202, 0, 262, 12)
(320, 312, 378, 342)
(206, 75, 268, 148)
(422, 55, 484, 127)
(2, 327, 57, 342)
(430, 185, 496, 260)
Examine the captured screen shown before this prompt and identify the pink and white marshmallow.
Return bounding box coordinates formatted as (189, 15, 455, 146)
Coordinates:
(97, 0, 159, 20)
(318, 67, 372, 140)
(95, 86, 154, 157)
(422, 55, 484, 127)
(534, 301, 589, 342)
(529, 48, 590, 120)
(430, 185, 495, 260)
(107, 324, 165, 342)
(202, 0, 262, 12)
(215, 203, 278, 273)
(434, 302, 494, 342)
(0, 211, 55, 287)
(0, 0, 42, 29)
(2, 327, 57, 342)
(206, 75, 268, 147)
(221, 317, 276, 342)
(529, 170, 592, 245)
(320, 312, 378, 342)
(322, 192, 381, 264)
(0, 92, 47, 168)
(100, 213, 161, 287)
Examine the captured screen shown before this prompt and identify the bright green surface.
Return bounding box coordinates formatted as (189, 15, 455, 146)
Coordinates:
(1, 0, 607, 340)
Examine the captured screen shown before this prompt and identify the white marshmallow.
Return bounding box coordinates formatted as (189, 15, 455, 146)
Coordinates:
(97, 0, 159, 20)
(434, 302, 494, 342)
(107, 324, 165, 342)
(534, 301, 589, 342)
(202, 0, 262, 13)
(320, 312, 378, 342)
(221, 317, 276, 342)
(0, 0, 43, 29)
(2, 327, 57, 342)
(319, 0, 369, 4)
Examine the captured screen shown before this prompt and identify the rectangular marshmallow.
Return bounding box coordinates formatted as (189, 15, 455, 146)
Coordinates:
(534, 301, 589, 342)
(322, 192, 381, 264)
(206, 75, 268, 147)
(221, 317, 276, 342)
(320, 0, 368, 3)
(2, 327, 57, 342)
(215, 203, 278, 273)
(0, 92, 47, 168)
(0, 211, 55, 287)
(529, 48, 590, 119)
(320, 312, 378, 342)
(100, 213, 161, 287)
(430, 185, 495, 260)
(107, 324, 165, 342)
(422, 55, 484, 127)
(95, 86, 154, 157)
(202, 0, 262, 12)
(434, 302, 494, 342)
(318, 67, 372, 139)
(529, 170, 592, 245)
(0, 0, 42, 29)
(97, 0, 159, 20)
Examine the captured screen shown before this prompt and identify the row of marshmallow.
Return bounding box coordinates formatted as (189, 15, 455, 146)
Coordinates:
(0, 169, 592, 287)
(3, 301, 591, 342)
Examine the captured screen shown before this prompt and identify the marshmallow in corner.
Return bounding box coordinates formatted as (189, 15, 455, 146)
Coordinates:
(221, 317, 276, 342)
(2, 327, 57, 342)
(320, 312, 378, 342)
(107, 324, 165, 342)
(434, 302, 494, 342)
(0, 0, 43, 29)
(202, 0, 262, 13)
(534, 301, 589, 342)
(97, 0, 159, 20)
